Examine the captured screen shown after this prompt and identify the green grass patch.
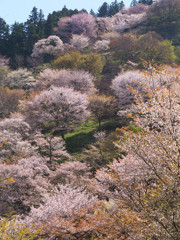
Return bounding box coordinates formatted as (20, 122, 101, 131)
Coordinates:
(129, 124, 142, 133)
(64, 120, 124, 153)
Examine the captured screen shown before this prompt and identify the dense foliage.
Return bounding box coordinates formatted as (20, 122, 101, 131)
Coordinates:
(144, 0, 180, 39)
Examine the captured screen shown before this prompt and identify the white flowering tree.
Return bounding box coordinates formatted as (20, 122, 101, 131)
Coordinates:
(0, 117, 34, 163)
(111, 70, 146, 106)
(36, 68, 96, 94)
(111, 11, 147, 33)
(32, 132, 71, 163)
(31, 35, 64, 61)
(55, 12, 97, 42)
(50, 161, 91, 186)
(24, 184, 97, 239)
(70, 34, 89, 50)
(94, 40, 110, 52)
(3, 69, 35, 90)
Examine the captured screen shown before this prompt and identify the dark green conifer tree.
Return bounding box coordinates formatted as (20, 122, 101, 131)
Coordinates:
(37, 9, 45, 39)
(97, 2, 109, 17)
(138, 0, 153, 5)
(130, 0, 138, 6)
(108, 0, 125, 16)
(0, 18, 9, 55)
(8, 22, 26, 57)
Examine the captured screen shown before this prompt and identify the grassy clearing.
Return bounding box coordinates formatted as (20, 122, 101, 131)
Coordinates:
(64, 120, 124, 153)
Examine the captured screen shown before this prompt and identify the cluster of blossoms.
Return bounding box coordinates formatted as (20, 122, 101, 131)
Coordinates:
(31, 36, 64, 58)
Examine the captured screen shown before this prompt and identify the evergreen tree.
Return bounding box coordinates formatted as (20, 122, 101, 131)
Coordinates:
(119, 1, 125, 9)
(44, 14, 54, 37)
(97, 2, 109, 17)
(108, 0, 125, 16)
(138, 0, 153, 5)
(29, 6, 39, 25)
(7, 22, 26, 57)
(25, 7, 45, 55)
(130, 0, 138, 6)
(37, 9, 45, 39)
(90, 9, 96, 17)
(25, 7, 40, 54)
(0, 18, 9, 55)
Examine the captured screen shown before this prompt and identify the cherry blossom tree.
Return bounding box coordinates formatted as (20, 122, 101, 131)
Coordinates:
(0, 116, 34, 163)
(93, 65, 180, 240)
(0, 55, 9, 67)
(101, 31, 120, 41)
(36, 68, 96, 94)
(23, 87, 90, 139)
(23, 184, 97, 239)
(94, 40, 110, 52)
(111, 11, 147, 33)
(54, 17, 72, 43)
(96, 17, 113, 35)
(32, 132, 71, 163)
(3, 69, 35, 90)
(31, 35, 64, 61)
(50, 161, 91, 186)
(70, 34, 89, 51)
(111, 70, 146, 106)
(0, 156, 51, 215)
(126, 3, 149, 14)
(0, 116, 31, 139)
(0, 131, 34, 164)
(55, 13, 97, 42)
(71, 12, 97, 37)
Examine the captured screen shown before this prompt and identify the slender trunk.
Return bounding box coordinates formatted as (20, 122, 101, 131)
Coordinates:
(98, 118, 101, 131)
(49, 139, 52, 163)
(61, 131, 65, 140)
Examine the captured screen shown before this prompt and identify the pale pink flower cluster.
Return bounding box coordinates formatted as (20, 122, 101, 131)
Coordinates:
(0, 156, 51, 214)
(24, 87, 90, 134)
(94, 40, 110, 52)
(111, 70, 146, 106)
(31, 36, 64, 58)
(24, 184, 97, 224)
(70, 34, 90, 50)
(50, 161, 91, 185)
(36, 68, 96, 93)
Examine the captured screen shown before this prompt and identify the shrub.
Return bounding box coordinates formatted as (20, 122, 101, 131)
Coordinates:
(53, 51, 104, 78)
(0, 87, 24, 118)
